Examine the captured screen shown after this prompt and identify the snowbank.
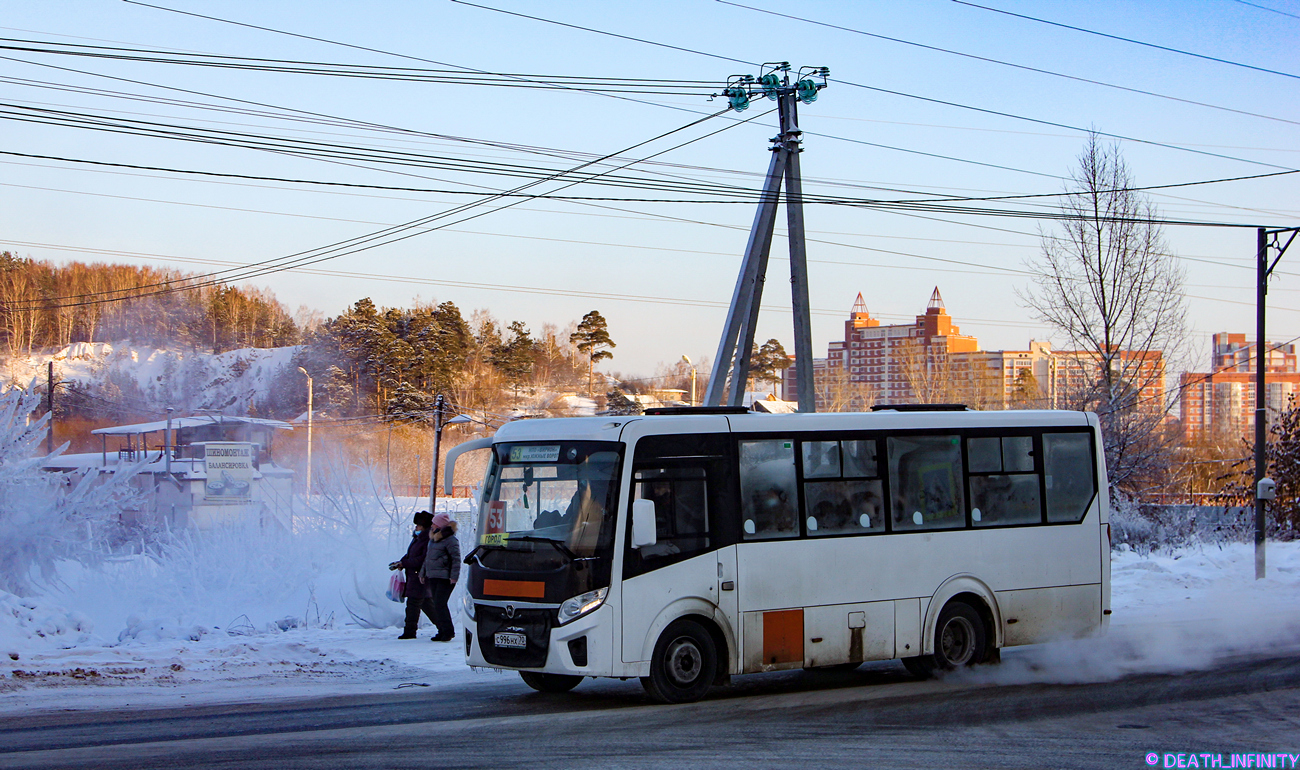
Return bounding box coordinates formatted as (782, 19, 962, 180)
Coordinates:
(0, 593, 97, 653)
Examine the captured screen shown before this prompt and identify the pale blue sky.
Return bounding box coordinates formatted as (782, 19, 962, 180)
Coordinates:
(1, 0, 1296, 376)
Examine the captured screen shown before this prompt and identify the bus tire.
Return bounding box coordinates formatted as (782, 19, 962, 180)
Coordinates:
(641, 619, 717, 704)
(519, 671, 582, 693)
(903, 601, 989, 678)
(934, 601, 987, 669)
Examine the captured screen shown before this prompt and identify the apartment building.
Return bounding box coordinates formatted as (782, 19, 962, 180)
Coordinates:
(1179, 332, 1300, 439)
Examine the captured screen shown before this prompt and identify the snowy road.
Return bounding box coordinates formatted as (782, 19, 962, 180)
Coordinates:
(2, 652, 1298, 769)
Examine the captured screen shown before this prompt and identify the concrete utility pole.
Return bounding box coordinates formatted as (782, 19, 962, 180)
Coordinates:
(46, 360, 55, 455)
(1254, 226, 1299, 579)
(298, 367, 313, 497)
(704, 63, 828, 412)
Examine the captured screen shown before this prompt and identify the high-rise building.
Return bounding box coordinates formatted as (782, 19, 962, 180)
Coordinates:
(785, 291, 1165, 413)
(1179, 333, 1300, 439)
(784, 289, 981, 409)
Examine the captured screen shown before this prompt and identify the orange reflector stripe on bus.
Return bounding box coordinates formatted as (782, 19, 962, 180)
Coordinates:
(483, 579, 546, 599)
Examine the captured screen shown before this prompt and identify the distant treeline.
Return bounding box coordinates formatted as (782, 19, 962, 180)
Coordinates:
(0, 253, 298, 355)
(300, 297, 593, 419)
(1, 253, 606, 423)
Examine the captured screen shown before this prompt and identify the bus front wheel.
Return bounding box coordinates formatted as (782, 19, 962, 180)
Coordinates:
(903, 601, 988, 679)
(519, 671, 582, 693)
(641, 619, 718, 704)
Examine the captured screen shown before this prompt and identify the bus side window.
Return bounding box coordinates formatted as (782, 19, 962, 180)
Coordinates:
(802, 438, 884, 537)
(967, 435, 1041, 527)
(888, 435, 964, 532)
(1043, 433, 1096, 523)
(739, 440, 798, 540)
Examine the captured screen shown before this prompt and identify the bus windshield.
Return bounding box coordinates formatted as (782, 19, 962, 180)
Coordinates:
(479, 441, 622, 561)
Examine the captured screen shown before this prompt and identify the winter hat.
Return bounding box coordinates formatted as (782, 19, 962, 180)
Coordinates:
(413, 511, 434, 527)
(432, 512, 452, 529)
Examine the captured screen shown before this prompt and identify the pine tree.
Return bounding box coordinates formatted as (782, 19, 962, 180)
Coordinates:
(748, 338, 791, 395)
(490, 321, 537, 399)
(570, 311, 615, 396)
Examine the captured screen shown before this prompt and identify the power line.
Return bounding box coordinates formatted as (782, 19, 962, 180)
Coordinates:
(118, 0, 704, 115)
(0, 148, 1279, 230)
(951, 0, 1300, 81)
(718, 0, 1300, 128)
(51, 1, 1299, 221)
(57, 3, 1289, 220)
(0, 37, 726, 95)
(450, 0, 1297, 173)
(1231, 0, 1300, 21)
(0, 107, 742, 309)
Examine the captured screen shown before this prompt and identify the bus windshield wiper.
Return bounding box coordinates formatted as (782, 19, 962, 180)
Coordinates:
(462, 536, 579, 565)
(503, 535, 579, 563)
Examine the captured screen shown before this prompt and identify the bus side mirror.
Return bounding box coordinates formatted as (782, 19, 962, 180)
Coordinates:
(631, 499, 657, 549)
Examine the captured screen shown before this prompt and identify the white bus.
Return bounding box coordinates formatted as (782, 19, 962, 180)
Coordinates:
(446, 405, 1111, 703)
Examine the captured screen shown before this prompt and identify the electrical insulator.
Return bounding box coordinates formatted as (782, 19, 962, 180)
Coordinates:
(796, 79, 819, 104)
(758, 73, 781, 100)
(725, 86, 751, 112)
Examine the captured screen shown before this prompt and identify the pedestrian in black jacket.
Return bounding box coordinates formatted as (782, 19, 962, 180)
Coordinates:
(390, 511, 436, 639)
(419, 512, 461, 642)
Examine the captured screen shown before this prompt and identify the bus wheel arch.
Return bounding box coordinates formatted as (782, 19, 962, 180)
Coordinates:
(640, 616, 720, 703)
(922, 576, 1002, 658)
(637, 599, 736, 675)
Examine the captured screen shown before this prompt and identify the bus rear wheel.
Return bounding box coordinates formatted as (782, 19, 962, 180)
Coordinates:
(903, 601, 988, 679)
(519, 671, 582, 693)
(641, 619, 717, 704)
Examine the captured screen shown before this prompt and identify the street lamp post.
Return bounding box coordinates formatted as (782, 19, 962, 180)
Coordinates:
(164, 407, 174, 475)
(428, 397, 477, 513)
(682, 355, 696, 406)
(297, 367, 313, 497)
(429, 395, 446, 514)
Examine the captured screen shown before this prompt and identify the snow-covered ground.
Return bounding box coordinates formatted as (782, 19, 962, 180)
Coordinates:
(3, 541, 1299, 714)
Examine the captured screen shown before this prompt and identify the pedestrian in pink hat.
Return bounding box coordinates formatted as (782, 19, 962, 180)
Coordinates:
(419, 511, 460, 642)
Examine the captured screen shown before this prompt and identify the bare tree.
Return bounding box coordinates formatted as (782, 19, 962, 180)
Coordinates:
(1019, 133, 1187, 495)
(815, 365, 878, 413)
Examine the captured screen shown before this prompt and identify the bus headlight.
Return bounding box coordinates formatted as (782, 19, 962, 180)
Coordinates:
(461, 593, 476, 621)
(558, 587, 607, 625)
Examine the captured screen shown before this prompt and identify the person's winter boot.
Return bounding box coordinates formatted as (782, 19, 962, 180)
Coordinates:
(398, 632, 418, 639)
(431, 632, 456, 642)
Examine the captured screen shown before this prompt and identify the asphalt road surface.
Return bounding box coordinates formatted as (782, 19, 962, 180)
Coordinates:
(2, 655, 1298, 769)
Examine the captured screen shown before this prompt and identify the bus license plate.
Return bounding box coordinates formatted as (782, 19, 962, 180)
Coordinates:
(495, 631, 527, 649)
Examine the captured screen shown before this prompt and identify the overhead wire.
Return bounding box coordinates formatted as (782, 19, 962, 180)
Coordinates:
(1230, 0, 1300, 21)
(449, 0, 1298, 172)
(6, 2, 1290, 332)
(23, 1, 1294, 230)
(951, 0, 1300, 81)
(25, 6, 1282, 220)
(0, 37, 726, 95)
(0, 105, 747, 309)
(718, 0, 1300, 128)
(117, 0, 1300, 198)
(0, 147, 1279, 230)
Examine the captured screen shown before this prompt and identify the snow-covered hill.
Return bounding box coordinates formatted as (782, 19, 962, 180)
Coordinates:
(2, 342, 303, 416)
